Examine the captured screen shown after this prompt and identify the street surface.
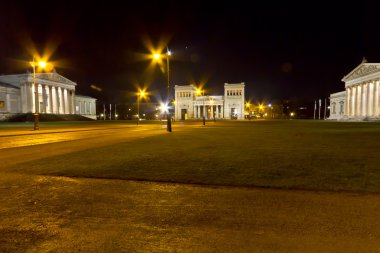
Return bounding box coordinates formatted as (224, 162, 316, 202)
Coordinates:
(0, 123, 379, 252)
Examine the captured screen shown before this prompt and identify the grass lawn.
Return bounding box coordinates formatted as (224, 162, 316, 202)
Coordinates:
(9, 120, 380, 193)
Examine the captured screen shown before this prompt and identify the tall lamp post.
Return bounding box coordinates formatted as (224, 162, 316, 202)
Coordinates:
(137, 90, 146, 125)
(196, 88, 206, 125)
(30, 57, 48, 130)
(166, 48, 172, 132)
(152, 48, 172, 132)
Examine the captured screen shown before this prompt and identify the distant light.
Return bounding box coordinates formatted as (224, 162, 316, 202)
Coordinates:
(100, 114, 104, 117)
(142, 114, 145, 117)
(167, 50, 172, 56)
(160, 103, 169, 113)
(290, 112, 295, 116)
(268, 103, 272, 107)
(115, 114, 118, 117)
(128, 108, 131, 111)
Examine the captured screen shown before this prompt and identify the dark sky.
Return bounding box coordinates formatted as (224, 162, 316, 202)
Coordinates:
(1, 1, 380, 104)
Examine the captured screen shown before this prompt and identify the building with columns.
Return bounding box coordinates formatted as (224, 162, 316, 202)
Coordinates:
(174, 83, 245, 120)
(0, 71, 96, 120)
(329, 59, 380, 120)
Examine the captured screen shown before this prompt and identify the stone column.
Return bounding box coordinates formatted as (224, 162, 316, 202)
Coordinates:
(346, 87, 350, 116)
(28, 83, 34, 113)
(65, 89, 69, 114)
(72, 90, 76, 114)
(375, 80, 379, 116)
(216, 105, 219, 118)
(221, 105, 224, 119)
(41, 85, 45, 113)
(55, 87, 60, 114)
(365, 83, 368, 116)
(203, 105, 206, 118)
(61, 88, 66, 114)
(347, 87, 353, 116)
(48, 86, 53, 113)
(362, 83, 366, 116)
(367, 81, 375, 116)
(20, 83, 25, 112)
(356, 85, 360, 117)
(68, 90, 72, 114)
(211, 105, 214, 118)
(6, 94, 11, 113)
(354, 86, 357, 117)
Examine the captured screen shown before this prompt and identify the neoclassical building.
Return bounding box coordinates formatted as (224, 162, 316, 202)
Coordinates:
(329, 59, 380, 120)
(174, 83, 245, 120)
(0, 71, 96, 120)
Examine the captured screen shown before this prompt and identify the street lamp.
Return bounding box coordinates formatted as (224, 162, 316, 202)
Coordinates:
(136, 90, 146, 125)
(245, 102, 251, 119)
(30, 57, 48, 130)
(151, 48, 172, 132)
(268, 103, 273, 119)
(196, 88, 206, 125)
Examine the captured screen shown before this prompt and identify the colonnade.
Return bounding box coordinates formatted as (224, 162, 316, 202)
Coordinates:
(20, 82, 75, 114)
(193, 104, 224, 119)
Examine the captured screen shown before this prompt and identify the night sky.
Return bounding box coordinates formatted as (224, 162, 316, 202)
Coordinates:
(1, 1, 380, 104)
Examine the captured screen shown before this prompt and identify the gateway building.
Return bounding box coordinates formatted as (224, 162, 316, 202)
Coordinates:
(174, 82, 245, 120)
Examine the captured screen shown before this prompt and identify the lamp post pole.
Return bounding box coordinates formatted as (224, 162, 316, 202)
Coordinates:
(137, 94, 139, 125)
(166, 48, 172, 132)
(32, 56, 39, 130)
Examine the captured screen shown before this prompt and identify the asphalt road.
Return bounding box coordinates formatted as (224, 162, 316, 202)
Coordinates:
(0, 123, 380, 252)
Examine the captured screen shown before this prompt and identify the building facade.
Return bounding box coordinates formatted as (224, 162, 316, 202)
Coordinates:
(0, 72, 96, 120)
(329, 91, 346, 120)
(174, 82, 245, 120)
(329, 60, 380, 120)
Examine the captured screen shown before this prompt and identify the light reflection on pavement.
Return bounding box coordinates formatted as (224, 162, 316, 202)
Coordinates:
(0, 125, 164, 149)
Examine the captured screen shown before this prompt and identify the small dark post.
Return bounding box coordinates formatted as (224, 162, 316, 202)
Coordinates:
(167, 114, 172, 132)
(203, 116, 206, 125)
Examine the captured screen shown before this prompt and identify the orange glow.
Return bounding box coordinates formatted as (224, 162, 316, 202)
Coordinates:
(38, 61, 47, 68)
(136, 87, 149, 100)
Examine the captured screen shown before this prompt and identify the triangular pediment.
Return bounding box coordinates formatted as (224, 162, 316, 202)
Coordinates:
(342, 63, 380, 82)
(36, 72, 77, 86)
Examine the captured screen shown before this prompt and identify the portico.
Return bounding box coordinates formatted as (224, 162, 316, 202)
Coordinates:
(0, 71, 97, 120)
(329, 60, 380, 120)
(342, 60, 380, 120)
(193, 96, 224, 119)
(0, 72, 76, 115)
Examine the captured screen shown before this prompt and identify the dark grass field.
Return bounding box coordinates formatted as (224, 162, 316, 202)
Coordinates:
(6, 120, 380, 193)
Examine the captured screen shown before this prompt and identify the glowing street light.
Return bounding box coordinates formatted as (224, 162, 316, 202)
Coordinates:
(30, 57, 49, 130)
(196, 88, 206, 125)
(153, 53, 160, 60)
(137, 89, 146, 125)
